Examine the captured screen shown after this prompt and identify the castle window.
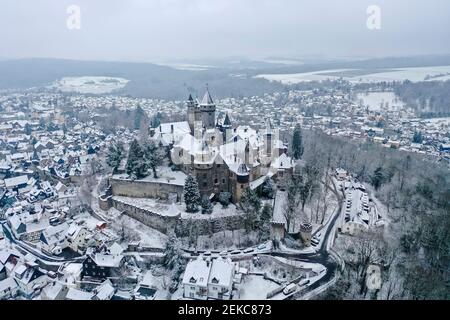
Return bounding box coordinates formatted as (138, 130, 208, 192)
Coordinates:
(203, 182, 207, 187)
(217, 164, 221, 168)
(222, 179, 226, 184)
(214, 178, 218, 184)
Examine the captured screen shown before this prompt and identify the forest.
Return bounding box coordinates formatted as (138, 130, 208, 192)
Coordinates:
(297, 129, 450, 299)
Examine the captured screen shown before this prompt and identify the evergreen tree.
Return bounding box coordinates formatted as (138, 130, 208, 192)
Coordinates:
(134, 105, 145, 130)
(24, 123, 32, 135)
(292, 123, 304, 160)
(239, 187, 262, 231)
(143, 140, 163, 178)
(107, 141, 125, 173)
(150, 112, 162, 128)
(126, 139, 147, 179)
(218, 192, 231, 208)
(371, 166, 384, 190)
(412, 131, 423, 143)
(259, 203, 273, 241)
(260, 177, 276, 199)
(184, 175, 201, 213)
(201, 196, 213, 214)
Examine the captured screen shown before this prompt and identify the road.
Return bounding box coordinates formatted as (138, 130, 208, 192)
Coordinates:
(1, 222, 85, 266)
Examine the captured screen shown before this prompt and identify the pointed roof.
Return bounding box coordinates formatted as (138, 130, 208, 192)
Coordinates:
(264, 117, 273, 135)
(237, 163, 249, 176)
(187, 94, 196, 107)
(223, 113, 231, 126)
(200, 89, 214, 106)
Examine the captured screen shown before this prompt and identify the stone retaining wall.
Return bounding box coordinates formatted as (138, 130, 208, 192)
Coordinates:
(109, 177, 184, 201)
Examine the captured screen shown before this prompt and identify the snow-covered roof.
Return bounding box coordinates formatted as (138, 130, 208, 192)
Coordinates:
(182, 256, 211, 288)
(200, 90, 214, 106)
(94, 279, 115, 300)
(208, 258, 234, 287)
(66, 288, 94, 300)
(93, 253, 123, 268)
(271, 153, 293, 170)
(4, 175, 28, 188)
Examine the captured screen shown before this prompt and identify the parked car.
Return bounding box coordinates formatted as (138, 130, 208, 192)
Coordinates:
(283, 283, 297, 295)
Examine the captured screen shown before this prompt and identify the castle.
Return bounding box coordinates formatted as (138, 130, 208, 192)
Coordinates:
(153, 88, 294, 202)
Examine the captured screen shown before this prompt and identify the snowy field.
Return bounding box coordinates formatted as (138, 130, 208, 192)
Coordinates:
(52, 76, 129, 94)
(255, 69, 352, 84)
(349, 66, 450, 83)
(355, 92, 405, 111)
(114, 214, 168, 249)
(238, 275, 280, 300)
(255, 66, 450, 84)
(155, 62, 216, 71)
(113, 167, 187, 186)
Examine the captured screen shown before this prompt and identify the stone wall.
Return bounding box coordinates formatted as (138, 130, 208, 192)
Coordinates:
(109, 178, 184, 201)
(110, 196, 248, 237)
(107, 176, 249, 237)
(112, 197, 180, 234)
(176, 213, 249, 237)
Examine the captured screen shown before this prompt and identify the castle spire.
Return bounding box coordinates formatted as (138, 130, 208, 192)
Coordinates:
(200, 85, 214, 106)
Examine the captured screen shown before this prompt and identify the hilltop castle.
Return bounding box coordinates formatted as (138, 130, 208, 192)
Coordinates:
(153, 88, 294, 202)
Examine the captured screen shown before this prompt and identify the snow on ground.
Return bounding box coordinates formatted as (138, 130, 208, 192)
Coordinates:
(73, 211, 102, 230)
(52, 76, 129, 94)
(349, 66, 450, 83)
(355, 92, 405, 111)
(115, 213, 168, 249)
(256, 66, 450, 84)
(113, 196, 242, 219)
(113, 196, 180, 217)
(278, 241, 316, 254)
(112, 167, 187, 186)
(255, 69, 352, 84)
(238, 275, 279, 300)
(270, 256, 326, 275)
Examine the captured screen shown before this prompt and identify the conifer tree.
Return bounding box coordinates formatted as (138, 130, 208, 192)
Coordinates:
(292, 123, 304, 160)
(183, 174, 201, 213)
(126, 139, 147, 179)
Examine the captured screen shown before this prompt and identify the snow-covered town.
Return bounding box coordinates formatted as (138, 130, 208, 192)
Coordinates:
(1, 1, 449, 305)
(0, 85, 397, 301)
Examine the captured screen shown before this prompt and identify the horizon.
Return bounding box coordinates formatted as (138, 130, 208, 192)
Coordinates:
(1, 0, 450, 63)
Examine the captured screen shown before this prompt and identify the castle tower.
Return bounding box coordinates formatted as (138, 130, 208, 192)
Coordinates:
(222, 113, 232, 142)
(235, 163, 250, 201)
(186, 94, 198, 133)
(199, 86, 216, 129)
(264, 117, 273, 158)
(300, 222, 313, 247)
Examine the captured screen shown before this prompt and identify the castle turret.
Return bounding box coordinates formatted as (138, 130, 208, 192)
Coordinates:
(199, 87, 216, 129)
(187, 94, 198, 133)
(264, 117, 273, 157)
(300, 222, 313, 247)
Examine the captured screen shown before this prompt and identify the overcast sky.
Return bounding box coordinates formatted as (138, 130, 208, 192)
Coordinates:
(1, 0, 449, 63)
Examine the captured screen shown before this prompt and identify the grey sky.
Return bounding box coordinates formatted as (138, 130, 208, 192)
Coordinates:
(1, 0, 449, 62)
